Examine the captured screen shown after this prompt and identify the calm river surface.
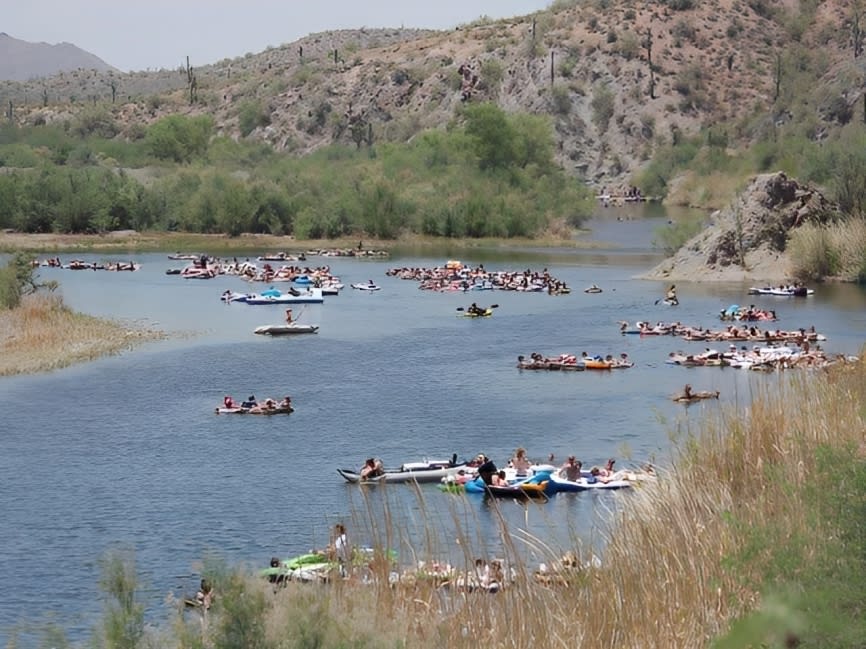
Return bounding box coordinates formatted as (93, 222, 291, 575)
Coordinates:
(2, 214, 865, 643)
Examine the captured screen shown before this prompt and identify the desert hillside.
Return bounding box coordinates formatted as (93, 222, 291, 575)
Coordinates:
(1, 0, 864, 189)
(0, 32, 116, 81)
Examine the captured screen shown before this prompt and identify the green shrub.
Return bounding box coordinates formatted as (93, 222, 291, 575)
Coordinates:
(590, 84, 615, 132)
(652, 216, 705, 255)
(550, 84, 572, 115)
(98, 551, 145, 649)
(238, 100, 271, 137)
(145, 115, 213, 163)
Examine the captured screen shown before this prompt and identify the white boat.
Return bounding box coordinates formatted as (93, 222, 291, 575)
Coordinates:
(221, 290, 249, 303)
(351, 282, 381, 291)
(244, 288, 324, 304)
(748, 286, 813, 296)
(321, 280, 344, 296)
(254, 323, 319, 335)
(337, 459, 468, 484)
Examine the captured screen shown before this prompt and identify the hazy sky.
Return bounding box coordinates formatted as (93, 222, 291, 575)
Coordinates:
(5, 0, 553, 72)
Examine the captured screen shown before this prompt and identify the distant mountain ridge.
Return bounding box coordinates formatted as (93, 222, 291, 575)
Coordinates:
(0, 32, 115, 81)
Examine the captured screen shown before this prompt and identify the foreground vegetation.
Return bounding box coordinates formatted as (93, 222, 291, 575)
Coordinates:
(10, 355, 866, 648)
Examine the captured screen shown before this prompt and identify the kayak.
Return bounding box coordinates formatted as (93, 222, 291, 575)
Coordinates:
(261, 553, 333, 583)
(352, 283, 381, 291)
(254, 324, 319, 335)
(461, 308, 493, 318)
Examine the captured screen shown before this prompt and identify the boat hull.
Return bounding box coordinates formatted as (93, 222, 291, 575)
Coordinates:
(243, 287, 324, 304)
(215, 406, 294, 415)
(254, 324, 319, 335)
(337, 463, 467, 484)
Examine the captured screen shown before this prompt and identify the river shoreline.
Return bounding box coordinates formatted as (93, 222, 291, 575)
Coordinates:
(0, 294, 166, 377)
(0, 230, 608, 256)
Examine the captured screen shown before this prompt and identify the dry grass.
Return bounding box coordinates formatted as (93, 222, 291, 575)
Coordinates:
(788, 218, 866, 281)
(0, 293, 165, 376)
(181, 357, 866, 649)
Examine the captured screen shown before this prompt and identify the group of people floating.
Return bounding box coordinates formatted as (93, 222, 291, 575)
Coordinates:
(386, 263, 571, 295)
(222, 394, 294, 413)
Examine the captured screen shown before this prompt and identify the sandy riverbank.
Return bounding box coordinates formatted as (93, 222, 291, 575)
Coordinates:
(0, 294, 166, 377)
(0, 230, 605, 255)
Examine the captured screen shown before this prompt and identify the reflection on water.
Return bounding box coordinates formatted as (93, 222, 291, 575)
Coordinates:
(1, 246, 864, 643)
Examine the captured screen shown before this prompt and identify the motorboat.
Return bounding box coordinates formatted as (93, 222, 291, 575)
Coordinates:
(254, 323, 319, 335)
(352, 282, 381, 291)
(748, 285, 814, 297)
(337, 458, 468, 483)
(244, 287, 324, 304)
(320, 279, 344, 295)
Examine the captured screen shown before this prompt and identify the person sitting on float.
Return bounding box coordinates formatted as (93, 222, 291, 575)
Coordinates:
(559, 456, 582, 481)
(278, 395, 293, 411)
(359, 458, 384, 480)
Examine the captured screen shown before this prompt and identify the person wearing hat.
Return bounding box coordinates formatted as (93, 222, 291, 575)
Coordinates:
(241, 395, 258, 409)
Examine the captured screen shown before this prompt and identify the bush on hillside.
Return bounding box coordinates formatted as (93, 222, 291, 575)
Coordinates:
(238, 100, 271, 138)
(145, 115, 213, 163)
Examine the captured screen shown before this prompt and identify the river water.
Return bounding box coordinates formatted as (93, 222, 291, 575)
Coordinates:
(2, 213, 865, 643)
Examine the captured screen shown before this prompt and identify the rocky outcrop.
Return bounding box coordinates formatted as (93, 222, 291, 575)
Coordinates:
(641, 172, 839, 282)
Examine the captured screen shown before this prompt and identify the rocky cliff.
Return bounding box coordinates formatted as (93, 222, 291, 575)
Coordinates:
(640, 172, 840, 282)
